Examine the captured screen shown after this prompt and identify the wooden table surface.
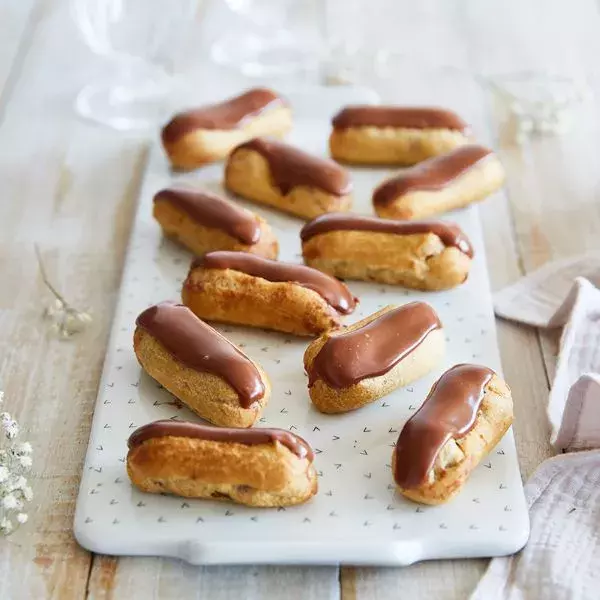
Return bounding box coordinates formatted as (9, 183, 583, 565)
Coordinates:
(1, 0, 599, 598)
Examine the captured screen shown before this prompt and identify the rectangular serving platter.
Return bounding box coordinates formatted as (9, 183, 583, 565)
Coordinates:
(74, 86, 529, 565)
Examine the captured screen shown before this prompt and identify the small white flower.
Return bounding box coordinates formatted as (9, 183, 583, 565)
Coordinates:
(2, 494, 18, 510)
(13, 476, 28, 490)
(45, 299, 64, 318)
(18, 456, 32, 469)
(1, 413, 19, 439)
(22, 486, 33, 502)
(0, 518, 13, 534)
(4, 423, 19, 440)
(0, 388, 33, 536)
(65, 309, 92, 330)
(0, 390, 4, 404)
(16, 442, 32, 455)
(3, 477, 17, 493)
(37, 246, 93, 339)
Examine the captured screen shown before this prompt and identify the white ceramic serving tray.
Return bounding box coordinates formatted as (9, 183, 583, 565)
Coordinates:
(74, 87, 529, 565)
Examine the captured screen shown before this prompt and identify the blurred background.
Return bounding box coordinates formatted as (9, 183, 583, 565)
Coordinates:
(61, 0, 592, 138)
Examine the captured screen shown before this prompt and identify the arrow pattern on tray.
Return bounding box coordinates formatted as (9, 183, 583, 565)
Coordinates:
(80, 143, 523, 558)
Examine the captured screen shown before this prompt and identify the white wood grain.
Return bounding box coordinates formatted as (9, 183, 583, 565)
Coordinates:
(0, 1, 145, 598)
(88, 556, 340, 600)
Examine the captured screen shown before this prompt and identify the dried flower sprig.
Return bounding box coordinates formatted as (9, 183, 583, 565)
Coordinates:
(0, 390, 33, 535)
(482, 71, 590, 143)
(35, 245, 92, 338)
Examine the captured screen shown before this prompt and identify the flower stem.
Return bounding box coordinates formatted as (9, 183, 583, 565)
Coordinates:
(34, 244, 68, 307)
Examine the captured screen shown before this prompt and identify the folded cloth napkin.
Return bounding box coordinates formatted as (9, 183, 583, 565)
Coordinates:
(493, 252, 600, 327)
(470, 254, 600, 600)
(495, 256, 600, 452)
(470, 450, 600, 600)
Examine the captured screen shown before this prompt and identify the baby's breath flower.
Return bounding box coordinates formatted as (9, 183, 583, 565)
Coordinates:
(0, 388, 33, 535)
(18, 456, 32, 469)
(2, 495, 18, 510)
(1, 413, 18, 437)
(35, 245, 92, 339)
(16, 443, 32, 455)
(13, 476, 28, 490)
(3, 479, 16, 493)
(22, 486, 33, 502)
(1, 418, 18, 439)
(4, 422, 19, 440)
(483, 71, 589, 143)
(0, 518, 13, 534)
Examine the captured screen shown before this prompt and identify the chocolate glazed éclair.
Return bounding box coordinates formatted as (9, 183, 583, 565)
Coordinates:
(128, 420, 314, 461)
(394, 364, 495, 488)
(307, 303, 441, 389)
(191, 251, 357, 315)
(136, 302, 265, 408)
(373, 145, 493, 206)
(153, 188, 261, 245)
(332, 106, 469, 132)
(300, 213, 474, 258)
(232, 138, 352, 196)
(161, 88, 285, 144)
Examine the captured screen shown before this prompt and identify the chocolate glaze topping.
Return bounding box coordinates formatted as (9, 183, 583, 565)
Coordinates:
(307, 303, 441, 389)
(153, 188, 261, 245)
(394, 364, 494, 488)
(128, 419, 314, 461)
(161, 88, 284, 144)
(233, 137, 352, 196)
(135, 302, 265, 408)
(300, 213, 473, 258)
(332, 105, 469, 132)
(373, 145, 493, 206)
(192, 251, 357, 315)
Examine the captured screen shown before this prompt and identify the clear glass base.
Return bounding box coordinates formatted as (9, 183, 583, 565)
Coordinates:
(75, 74, 168, 132)
(211, 32, 316, 77)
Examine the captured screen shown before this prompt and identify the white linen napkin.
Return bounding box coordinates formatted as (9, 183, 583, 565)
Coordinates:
(493, 252, 600, 328)
(470, 450, 600, 600)
(470, 254, 600, 600)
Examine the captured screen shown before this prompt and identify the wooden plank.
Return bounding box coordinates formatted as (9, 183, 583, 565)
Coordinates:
(0, 130, 146, 599)
(0, 1, 147, 598)
(342, 561, 485, 600)
(88, 556, 340, 600)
